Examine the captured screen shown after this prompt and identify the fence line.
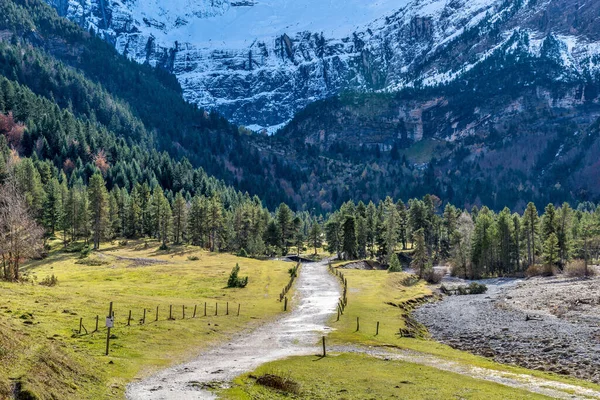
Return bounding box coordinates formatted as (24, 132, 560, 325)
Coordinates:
(75, 301, 243, 354)
(279, 262, 300, 303)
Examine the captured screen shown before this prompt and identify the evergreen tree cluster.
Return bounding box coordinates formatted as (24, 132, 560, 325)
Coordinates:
(324, 195, 600, 279)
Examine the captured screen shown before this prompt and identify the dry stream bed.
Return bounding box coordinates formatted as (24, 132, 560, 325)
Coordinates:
(414, 274, 600, 383)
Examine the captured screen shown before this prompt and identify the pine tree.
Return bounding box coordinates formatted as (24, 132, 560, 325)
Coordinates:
(308, 221, 323, 255)
(325, 217, 342, 259)
(207, 195, 224, 252)
(542, 203, 557, 240)
(543, 233, 559, 271)
(342, 215, 357, 260)
(411, 228, 428, 278)
(172, 191, 186, 244)
(88, 173, 109, 249)
(523, 202, 539, 266)
(276, 203, 294, 254)
(556, 203, 572, 268)
(151, 187, 171, 249)
(388, 253, 402, 273)
(471, 207, 495, 278)
(188, 195, 206, 247)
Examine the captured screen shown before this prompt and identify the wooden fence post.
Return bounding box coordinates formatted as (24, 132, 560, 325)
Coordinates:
(204, 302, 207, 317)
(193, 305, 197, 318)
(169, 305, 173, 320)
(237, 304, 240, 316)
(94, 315, 99, 333)
(79, 317, 83, 334)
(155, 306, 159, 322)
(376, 321, 380, 336)
(182, 305, 185, 319)
(226, 302, 229, 316)
(105, 301, 113, 356)
(142, 308, 146, 324)
(337, 308, 340, 321)
(322, 336, 326, 357)
(127, 310, 132, 326)
(284, 296, 288, 311)
(215, 302, 218, 316)
(356, 317, 360, 332)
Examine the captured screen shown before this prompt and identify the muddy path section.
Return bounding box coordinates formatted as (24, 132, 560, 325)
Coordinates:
(414, 277, 600, 383)
(126, 260, 341, 400)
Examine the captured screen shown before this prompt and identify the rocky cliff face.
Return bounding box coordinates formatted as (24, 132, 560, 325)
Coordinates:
(44, 0, 600, 131)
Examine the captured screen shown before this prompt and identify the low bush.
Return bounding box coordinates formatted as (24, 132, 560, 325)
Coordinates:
(423, 269, 444, 284)
(526, 264, 554, 277)
(238, 248, 248, 258)
(468, 282, 488, 294)
(565, 260, 596, 277)
(39, 274, 58, 287)
(118, 240, 128, 247)
(288, 264, 299, 278)
(79, 245, 91, 259)
(187, 255, 200, 261)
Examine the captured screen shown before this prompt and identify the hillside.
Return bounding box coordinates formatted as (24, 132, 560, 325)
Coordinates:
(0, 0, 299, 209)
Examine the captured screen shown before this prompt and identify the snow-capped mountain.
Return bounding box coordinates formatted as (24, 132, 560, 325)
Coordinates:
(45, 0, 600, 131)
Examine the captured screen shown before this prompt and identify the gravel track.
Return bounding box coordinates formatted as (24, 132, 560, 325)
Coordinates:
(126, 260, 341, 399)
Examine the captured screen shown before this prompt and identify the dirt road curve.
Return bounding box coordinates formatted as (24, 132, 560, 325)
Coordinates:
(126, 260, 341, 399)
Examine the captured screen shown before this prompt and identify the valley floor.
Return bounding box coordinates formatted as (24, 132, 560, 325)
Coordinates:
(415, 273, 600, 383)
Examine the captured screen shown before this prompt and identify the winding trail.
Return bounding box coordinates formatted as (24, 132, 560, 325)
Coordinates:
(126, 260, 341, 399)
(127, 261, 600, 399)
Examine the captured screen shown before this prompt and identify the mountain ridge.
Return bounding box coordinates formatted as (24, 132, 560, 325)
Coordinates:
(44, 0, 600, 130)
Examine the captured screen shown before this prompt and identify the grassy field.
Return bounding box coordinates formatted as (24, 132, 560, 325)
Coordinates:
(0, 240, 293, 399)
(222, 353, 550, 400)
(221, 260, 600, 398)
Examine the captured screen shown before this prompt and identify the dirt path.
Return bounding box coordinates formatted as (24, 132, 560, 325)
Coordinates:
(126, 260, 341, 399)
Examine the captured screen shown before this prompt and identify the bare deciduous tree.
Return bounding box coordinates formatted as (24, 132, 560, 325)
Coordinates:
(0, 178, 43, 281)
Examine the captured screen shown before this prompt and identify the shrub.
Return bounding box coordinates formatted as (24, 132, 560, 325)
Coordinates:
(423, 269, 444, 284)
(565, 260, 596, 277)
(158, 243, 169, 251)
(227, 263, 248, 288)
(468, 282, 488, 294)
(187, 255, 200, 261)
(118, 240, 128, 246)
(238, 248, 248, 258)
(526, 264, 554, 277)
(39, 274, 58, 287)
(288, 264, 299, 278)
(79, 245, 91, 259)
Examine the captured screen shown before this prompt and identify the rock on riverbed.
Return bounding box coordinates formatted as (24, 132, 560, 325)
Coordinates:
(413, 275, 600, 383)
